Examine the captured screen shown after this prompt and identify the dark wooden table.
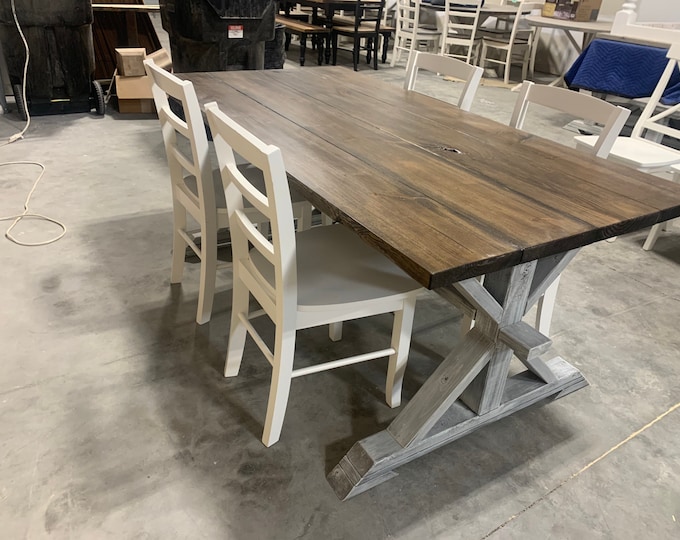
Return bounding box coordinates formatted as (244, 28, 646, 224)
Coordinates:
(283, 0, 384, 63)
(183, 68, 680, 499)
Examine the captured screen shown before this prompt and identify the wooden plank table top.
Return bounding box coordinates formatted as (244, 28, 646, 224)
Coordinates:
(184, 68, 680, 290)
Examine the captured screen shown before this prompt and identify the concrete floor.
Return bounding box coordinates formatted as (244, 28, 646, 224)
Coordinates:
(1, 40, 680, 539)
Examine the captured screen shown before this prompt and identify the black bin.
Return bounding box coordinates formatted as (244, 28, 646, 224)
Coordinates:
(160, 0, 280, 72)
(0, 0, 104, 119)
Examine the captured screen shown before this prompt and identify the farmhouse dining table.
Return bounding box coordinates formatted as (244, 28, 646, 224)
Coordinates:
(182, 68, 680, 500)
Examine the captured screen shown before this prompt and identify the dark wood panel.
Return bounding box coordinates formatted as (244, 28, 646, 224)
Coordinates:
(93, 0, 162, 80)
(183, 69, 680, 288)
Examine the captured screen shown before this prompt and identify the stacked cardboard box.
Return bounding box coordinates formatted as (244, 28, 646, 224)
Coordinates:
(115, 47, 172, 114)
(541, 0, 603, 22)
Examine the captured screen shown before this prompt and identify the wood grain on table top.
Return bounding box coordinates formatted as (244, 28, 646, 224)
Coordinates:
(183, 68, 680, 288)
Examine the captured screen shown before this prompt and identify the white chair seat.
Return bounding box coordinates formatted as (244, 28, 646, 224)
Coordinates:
(574, 135, 680, 170)
(250, 225, 420, 309)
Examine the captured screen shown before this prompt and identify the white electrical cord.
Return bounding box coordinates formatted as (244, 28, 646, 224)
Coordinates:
(0, 0, 66, 246)
(0, 162, 66, 245)
(0, 0, 31, 146)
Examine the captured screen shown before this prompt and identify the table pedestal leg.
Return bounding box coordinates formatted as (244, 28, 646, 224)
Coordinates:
(328, 251, 588, 500)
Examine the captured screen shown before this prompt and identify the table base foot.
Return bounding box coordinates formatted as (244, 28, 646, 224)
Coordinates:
(327, 356, 587, 500)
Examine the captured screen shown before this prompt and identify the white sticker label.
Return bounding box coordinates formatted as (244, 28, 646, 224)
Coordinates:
(228, 25, 244, 39)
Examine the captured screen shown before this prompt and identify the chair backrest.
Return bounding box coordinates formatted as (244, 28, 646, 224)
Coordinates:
(144, 59, 216, 224)
(442, 0, 484, 63)
(404, 51, 483, 111)
(505, 1, 544, 45)
(630, 43, 680, 144)
(351, 0, 384, 33)
(204, 102, 297, 320)
(510, 81, 631, 159)
(395, 0, 423, 36)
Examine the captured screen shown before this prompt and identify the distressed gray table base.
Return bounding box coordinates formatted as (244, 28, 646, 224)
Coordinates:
(328, 252, 589, 500)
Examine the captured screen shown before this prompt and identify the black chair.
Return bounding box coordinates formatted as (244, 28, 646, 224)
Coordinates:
(332, 1, 385, 71)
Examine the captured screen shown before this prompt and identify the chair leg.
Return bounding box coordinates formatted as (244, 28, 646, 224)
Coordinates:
(332, 33, 338, 66)
(521, 49, 530, 82)
(170, 204, 187, 284)
(299, 34, 307, 66)
(317, 34, 325, 65)
(296, 201, 313, 231)
(372, 36, 378, 70)
(262, 327, 296, 447)
(353, 35, 360, 71)
(381, 33, 389, 64)
(196, 224, 217, 325)
(329, 321, 343, 342)
(391, 31, 407, 67)
(503, 49, 511, 85)
(479, 41, 488, 71)
(643, 222, 665, 251)
(385, 294, 417, 408)
(535, 275, 561, 336)
(224, 277, 250, 377)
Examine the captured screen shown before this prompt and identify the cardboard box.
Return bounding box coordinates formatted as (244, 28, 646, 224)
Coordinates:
(542, 0, 602, 22)
(118, 98, 156, 114)
(115, 48, 147, 76)
(147, 48, 172, 72)
(115, 75, 155, 114)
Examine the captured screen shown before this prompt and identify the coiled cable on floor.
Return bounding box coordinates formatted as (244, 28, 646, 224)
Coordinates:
(0, 161, 66, 246)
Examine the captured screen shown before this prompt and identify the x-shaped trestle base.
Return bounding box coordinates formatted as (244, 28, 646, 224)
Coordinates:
(328, 250, 589, 500)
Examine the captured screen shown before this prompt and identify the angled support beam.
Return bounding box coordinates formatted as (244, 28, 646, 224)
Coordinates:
(327, 253, 589, 500)
(328, 357, 588, 500)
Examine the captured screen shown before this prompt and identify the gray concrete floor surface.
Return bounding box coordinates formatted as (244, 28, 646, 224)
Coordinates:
(1, 41, 679, 540)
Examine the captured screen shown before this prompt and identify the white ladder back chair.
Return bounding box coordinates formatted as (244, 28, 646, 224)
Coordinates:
(391, 0, 441, 67)
(404, 51, 483, 111)
(145, 59, 312, 325)
(204, 102, 423, 447)
(145, 58, 225, 325)
(574, 43, 680, 172)
(574, 43, 680, 251)
(440, 0, 484, 65)
(512, 81, 632, 159)
(479, 1, 544, 85)
(510, 81, 631, 336)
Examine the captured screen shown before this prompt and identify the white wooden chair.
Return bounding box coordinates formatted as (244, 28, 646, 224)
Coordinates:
(439, 0, 484, 65)
(510, 81, 631, 335)
(610, 0, 680, 45)
(574, 44, 680, 250)
(478, 1, 544, 85)
(404, 51, 483, 111)
(391, 0, 441, 67)
(144, 59, 312, 325)
(204, 102, 423, 447)
(574, 43, 680, 174)
(643, 163, 680, 250)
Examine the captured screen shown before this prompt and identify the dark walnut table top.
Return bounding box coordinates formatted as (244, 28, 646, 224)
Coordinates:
(183, 68, 680, 289)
